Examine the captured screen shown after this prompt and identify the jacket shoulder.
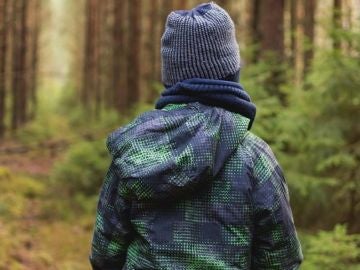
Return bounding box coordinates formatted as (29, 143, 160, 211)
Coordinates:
(106, 110, 157, 157)
(241, 132, 273, 157)
(240, 132, 284, 188)
(105, 106, 199, 157)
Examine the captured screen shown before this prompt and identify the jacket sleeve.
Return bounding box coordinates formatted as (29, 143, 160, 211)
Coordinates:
(250, 143, 303, 270)
(90, 161, 134, 270)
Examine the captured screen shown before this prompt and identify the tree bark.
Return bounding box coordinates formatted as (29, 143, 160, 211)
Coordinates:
(93, 0, 102, 117)
(333, 0, 342, 49)
(29, 0, 41, 120)
(173, 0, 188, 10)
(100, 0, 113, 110)
(251, 0, 286, 98)
(303, 0, 316, 75)
(18, 0, 28, 125)
(343, 0, 352, 53)
(147, 0, 161, 102)
(11, 0, 21, 131)
(246, 0, 261, 62)
(127, 0, 141, 105)
(82, 0, 92, 109)
(258, 0, 285, 59)
(0, 0, 9, 137)
(113, 0, 127, 111)
(217, 0, 230, 10)
(290, 0, 297, 67)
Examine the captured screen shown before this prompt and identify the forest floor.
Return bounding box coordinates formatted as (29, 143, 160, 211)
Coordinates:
(0, 135, 79, 176)
(0, 141, 93, 270)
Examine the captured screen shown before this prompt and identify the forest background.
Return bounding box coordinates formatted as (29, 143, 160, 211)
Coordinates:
(0, 0, 359, 269)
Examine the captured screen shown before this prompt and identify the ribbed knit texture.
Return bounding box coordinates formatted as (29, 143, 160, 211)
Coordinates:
(161, 2, 241, 86)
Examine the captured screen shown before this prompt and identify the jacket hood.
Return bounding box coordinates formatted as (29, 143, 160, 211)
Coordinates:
(107, 102, 249, 201)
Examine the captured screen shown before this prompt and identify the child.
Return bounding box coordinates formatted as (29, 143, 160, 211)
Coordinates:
(90, 2, 303, 269)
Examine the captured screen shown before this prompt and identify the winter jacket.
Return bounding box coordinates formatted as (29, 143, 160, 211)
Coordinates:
(90, 102, 303, 270)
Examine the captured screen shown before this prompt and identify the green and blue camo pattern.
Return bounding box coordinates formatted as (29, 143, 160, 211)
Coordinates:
(90, 102, 303, 270)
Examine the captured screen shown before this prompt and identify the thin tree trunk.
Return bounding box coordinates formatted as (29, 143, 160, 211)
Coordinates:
(11, 0, 21, 131)
(303, 0, 316, 75)
(82, 0, 92, 109)
(160, 0, 173, 41)
(94, 0, 101, 118)
(247, 0, 261, 63)
(127, 0, 141, 105)
(0, 0, 9, 137)
(164, 0, 174, 11)
(173, 0, 188, 10)
(290, 0, 297, 67)
(147, 0, 160, 102)
(113, 0, 127, 111)
(347, 187, 357, 232)
(29, 0, 41, 120)
(18, 0, 28, 125)
(101, 0, 113, 110)
(217, 0, 230, 10)
(343, 0, 352, 54)
(333, 0, 342, 49)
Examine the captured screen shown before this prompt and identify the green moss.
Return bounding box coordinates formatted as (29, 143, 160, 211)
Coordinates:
(0, 167, 45, 218)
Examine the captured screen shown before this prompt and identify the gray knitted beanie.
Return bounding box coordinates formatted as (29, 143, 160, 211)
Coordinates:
(161, 2, 240, 86)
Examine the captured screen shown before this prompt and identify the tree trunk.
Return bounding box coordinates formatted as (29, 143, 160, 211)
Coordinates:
(343, 0, 353, 54)
(29, 0, 41, 120)
(333, 0, 342, 49)
(164, 0, 175, 11)
(82, 0, 92, 109)
(217, 0, 230, 10)
(303, 0, 316, 75)
(113, 0, 127, 111)
(289, 0, 297, 67)
(255, 0, 286, 98)
(0, 0, 9, 137)
(258, 0, 285, 59)
(11, 0, 21, 131)
(160, 0, 173, 40)
(82, 0, 100, 114)
(147, 0, 161, 102)
(100, 0, 114, 110)
(127, 0, 141, 105)
(18, 0, 28, 125)
(93, 0, 102, 118)
(173, 0, 188, 10)
(246, 0, 261, 62)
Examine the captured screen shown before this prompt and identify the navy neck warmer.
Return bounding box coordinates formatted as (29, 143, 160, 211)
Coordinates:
(155, 78, 256, 130)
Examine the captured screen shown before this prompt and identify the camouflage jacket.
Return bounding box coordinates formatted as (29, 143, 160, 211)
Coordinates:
(90, 102, 303, 270)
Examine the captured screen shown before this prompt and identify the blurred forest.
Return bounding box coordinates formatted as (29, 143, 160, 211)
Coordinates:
(0, 0, 359, 269)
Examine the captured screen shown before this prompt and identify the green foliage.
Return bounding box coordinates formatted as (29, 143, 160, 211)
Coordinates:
(274, 32, 360, 230)
(49, 101, 152, 197)
(15, 113, 72, 145)
(241, 60, 284, 143)
(240, 29, 360, 231)
(300, 226, 360, 270)
(51, 140, 110, 196)
(0, 167, 45, 218)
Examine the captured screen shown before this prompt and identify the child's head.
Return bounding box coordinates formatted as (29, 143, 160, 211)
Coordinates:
(161, 2, 241, 87)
